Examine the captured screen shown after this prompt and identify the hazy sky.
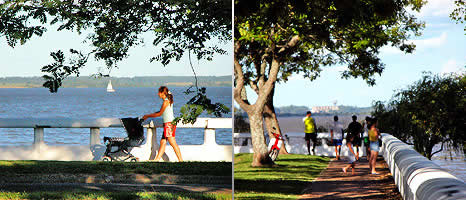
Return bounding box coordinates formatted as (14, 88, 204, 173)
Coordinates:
(246, 0, 466, 108)
(0, 23, 232, 77)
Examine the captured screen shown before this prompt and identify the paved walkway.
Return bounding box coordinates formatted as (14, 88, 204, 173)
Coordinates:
(299, 156, 401, 200)
(0, 183, 232, 194)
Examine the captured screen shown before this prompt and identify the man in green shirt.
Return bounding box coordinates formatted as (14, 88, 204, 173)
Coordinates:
(303, 111, 317, 155)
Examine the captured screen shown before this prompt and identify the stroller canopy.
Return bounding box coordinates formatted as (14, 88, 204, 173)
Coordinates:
(121, 118, 144, 139)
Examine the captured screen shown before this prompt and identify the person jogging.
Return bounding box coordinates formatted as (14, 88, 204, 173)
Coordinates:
(330, 115, 344, 160)
(303, 111, 317, 155)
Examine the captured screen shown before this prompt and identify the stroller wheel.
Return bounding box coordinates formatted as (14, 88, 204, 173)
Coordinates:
(102, 156, 112, 162)
(130, 157, 139, 162)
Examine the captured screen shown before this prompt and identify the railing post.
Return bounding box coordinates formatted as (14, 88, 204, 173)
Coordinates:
(204, 128, 216, 145)
(148, 127, 157, 160)
(90, 128, 100, 146)
(33, 127, 44, 150)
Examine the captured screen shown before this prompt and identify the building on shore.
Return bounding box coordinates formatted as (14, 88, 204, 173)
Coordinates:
(311, 105, 339, 113)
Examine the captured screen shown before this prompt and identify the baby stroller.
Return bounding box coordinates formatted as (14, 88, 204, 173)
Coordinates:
(102, 117, 145, 162)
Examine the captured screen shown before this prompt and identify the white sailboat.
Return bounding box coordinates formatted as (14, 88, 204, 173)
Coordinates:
(106, 80, 115, 92)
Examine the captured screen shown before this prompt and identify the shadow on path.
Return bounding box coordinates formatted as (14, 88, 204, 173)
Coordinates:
(299, 157, 401, 200)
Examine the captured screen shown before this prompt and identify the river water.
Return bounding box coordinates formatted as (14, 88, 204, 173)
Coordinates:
(0, 87, 232, 146)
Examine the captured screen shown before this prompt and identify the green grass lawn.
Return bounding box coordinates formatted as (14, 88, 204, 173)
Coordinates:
(0, 160, 230, 176)
(0, 191, 231, 200)
(0, 160, 232, 200)
(234, 153, 330, 200)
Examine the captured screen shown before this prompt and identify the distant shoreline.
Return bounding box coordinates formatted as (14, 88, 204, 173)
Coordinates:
(0, 86, 29, 88)
(0, 86, 231, 89)
(0, 76, 232, 88)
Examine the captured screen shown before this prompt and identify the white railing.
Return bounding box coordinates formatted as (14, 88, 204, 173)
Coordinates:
(381, 133, 466, 200)
(234, 132, 374, 157)
(0, 118, 232, 162)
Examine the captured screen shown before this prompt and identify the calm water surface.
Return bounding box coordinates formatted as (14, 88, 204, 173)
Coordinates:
(0, 87, 232, 145)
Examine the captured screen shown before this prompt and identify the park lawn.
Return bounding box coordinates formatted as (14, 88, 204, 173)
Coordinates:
(0, 191, 231, 200)
(0, 160, 231, 176)
(0, 160, 232, 200)
(234, 153, 330, 200)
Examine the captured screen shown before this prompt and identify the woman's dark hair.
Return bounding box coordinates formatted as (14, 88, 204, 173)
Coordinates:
(158, 86, 173, 105)
(368, 117, 378, 129)
(334, 115, 338, 121)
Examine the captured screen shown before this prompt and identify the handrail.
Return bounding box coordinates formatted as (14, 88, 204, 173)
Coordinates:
(0, 117, 233, 161)
(0, 118, 232, 129)
(381, 133, 466, 200)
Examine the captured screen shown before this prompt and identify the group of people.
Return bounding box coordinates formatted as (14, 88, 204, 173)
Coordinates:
(303, 111, 380, 175)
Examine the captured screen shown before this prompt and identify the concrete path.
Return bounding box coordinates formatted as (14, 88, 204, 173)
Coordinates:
(299, 156, 401, 200)
(0, 183, 232, 194)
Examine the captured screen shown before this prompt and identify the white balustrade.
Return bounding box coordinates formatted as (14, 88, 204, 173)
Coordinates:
(0, 118, 232, 162)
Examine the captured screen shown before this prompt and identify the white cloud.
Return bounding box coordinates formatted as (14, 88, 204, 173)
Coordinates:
(441, 59, 466, 74)
(426, 23, 454, 28)
(413, 0, 456, 18)
(380, 45, 404, 55)
(413, 32, 448, 48)
(381, 32, 448, 55)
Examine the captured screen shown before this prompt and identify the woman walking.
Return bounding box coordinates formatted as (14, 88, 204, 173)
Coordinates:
(368, 118, 379, 174)
(142, 86, 183, 162)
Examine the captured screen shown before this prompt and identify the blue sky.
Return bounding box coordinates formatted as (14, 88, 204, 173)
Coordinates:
(0, 24, 232, 77)
(246, 0, 466, 108)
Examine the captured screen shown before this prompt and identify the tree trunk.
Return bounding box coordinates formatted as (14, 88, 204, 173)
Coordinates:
(249, 111, 274, 166)
(263, 86, 288, 154)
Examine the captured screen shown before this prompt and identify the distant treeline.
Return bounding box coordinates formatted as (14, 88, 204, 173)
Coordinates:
(0, 76, 231, 88)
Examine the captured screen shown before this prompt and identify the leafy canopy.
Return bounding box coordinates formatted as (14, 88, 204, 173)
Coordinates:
(235, 0, 425, 85)
(0, 0, 232, 122)
(1, 0, 231, 91)
(373, 72, 466, 159)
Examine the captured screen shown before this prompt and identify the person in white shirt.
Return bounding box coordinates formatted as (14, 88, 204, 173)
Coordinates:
(142, 86, 183, 162)
(330, 116, 344, 160)
(362, 116, 371, 160)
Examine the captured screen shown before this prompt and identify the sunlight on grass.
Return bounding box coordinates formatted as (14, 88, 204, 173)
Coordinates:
(0, 191, 232, 200)
(234, 153, 330, 200)
(0, 160, 231, 176)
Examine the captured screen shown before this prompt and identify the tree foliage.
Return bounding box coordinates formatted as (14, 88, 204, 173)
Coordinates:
(451, 0, 466, 33)
(235, 0, 424, 86)
(0, 0, 231, 123)
(234, 0, 425, 166)
(372, 72, 466, 159)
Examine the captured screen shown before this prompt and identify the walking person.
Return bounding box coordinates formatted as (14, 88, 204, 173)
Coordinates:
(342, 126, 359, 175)
(368, 118, 380, 174)
(347, 115, 363, 159)
(362, 116, 371, 161)
(330, 116, 344, 160)
(303, 111, 317, 155)
(142, 86, 183, 162)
